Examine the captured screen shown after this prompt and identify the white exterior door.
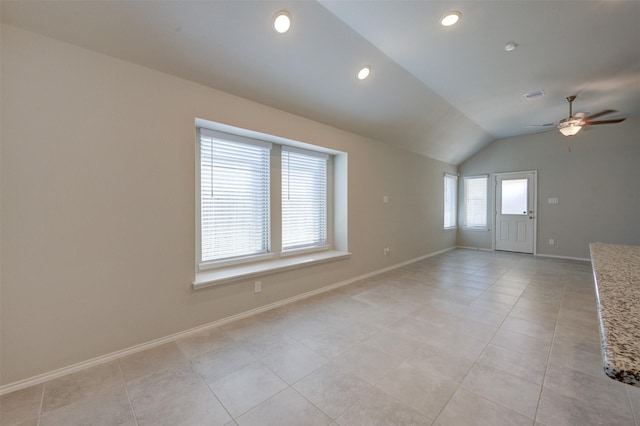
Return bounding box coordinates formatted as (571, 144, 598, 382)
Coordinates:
(495, 171, 536, 254)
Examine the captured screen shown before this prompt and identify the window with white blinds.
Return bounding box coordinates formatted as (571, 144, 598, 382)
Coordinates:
(464, 175, 488, 228)
(196, 124, 340, 273)
(282, 147, 328, 252)
(199, 129, 271, 265)
(444, 174, 458, 229)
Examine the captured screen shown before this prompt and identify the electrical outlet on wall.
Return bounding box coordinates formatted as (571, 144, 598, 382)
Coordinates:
(383, 247, 390, 256)
(254, 281, 262, 293)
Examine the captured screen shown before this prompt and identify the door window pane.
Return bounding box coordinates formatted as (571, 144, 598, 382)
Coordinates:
(501, 179, 528, 215)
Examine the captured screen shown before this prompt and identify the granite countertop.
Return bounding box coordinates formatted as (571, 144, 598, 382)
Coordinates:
(590, 242, 640, 386)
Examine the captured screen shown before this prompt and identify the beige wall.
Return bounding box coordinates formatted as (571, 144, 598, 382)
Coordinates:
(457, 117, 640, 259)
(0, 26, 456, 386)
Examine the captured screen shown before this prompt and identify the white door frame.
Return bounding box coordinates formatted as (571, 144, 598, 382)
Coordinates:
(493, 170, 538, 255)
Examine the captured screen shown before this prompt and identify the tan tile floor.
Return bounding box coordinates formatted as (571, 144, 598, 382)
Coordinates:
(2, 249, 640, 425)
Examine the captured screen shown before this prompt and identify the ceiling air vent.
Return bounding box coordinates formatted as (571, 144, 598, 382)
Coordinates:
(523, 90, 545, 100)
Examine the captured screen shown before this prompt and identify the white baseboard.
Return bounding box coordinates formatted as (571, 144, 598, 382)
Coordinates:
(455, 245, 493, 252)
(535, 253, 590, 262)
(0, 246, 455, 395)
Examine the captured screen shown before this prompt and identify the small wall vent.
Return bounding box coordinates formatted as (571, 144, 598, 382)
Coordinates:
(523, 90, 545, 100)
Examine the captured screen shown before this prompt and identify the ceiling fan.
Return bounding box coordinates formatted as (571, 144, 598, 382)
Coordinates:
(534, 95, 627, 137)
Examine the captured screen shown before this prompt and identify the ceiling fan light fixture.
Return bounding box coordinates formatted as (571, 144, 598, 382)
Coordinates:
(273, 10, 291, 34)
(441, 11, 461, 27)
(558, 125, 582, 136)
(558, 119, 582, 136)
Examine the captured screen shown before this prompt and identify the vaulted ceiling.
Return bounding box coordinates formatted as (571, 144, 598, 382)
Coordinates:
(2, 0, 639, 165)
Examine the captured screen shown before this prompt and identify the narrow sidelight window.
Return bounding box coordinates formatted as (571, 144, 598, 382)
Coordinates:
(444, 174, 458, 229)
(464, 175, 488, 228)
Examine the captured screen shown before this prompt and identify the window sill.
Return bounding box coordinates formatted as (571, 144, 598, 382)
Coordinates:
(193, 250, 351, 290)
(461, 227, 490, 232)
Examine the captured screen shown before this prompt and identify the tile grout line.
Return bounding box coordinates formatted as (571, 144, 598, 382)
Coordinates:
(625, 386, 640, 426)
(189, 359, 236, 424)
(36, 381, 45, 426)
(117, 360, 140, 426)
(262, 365, 339, 423)
(530, 272, 568, 426)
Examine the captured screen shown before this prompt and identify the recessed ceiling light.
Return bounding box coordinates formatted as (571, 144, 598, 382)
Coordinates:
(357, 66, 371, 80)
(504, 41, 518, 52)
(441, 11, 461, 27)
(273, 11, 291, 34)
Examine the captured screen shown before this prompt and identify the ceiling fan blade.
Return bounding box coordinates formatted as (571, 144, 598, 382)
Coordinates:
(527, 123, 556, 127)
(583, 109, 617, 121)
(583, 118, 626, 125)
(528, 127, 556, 134)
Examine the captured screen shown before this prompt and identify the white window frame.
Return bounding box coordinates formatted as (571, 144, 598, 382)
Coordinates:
(463, 175, 488, 229)
(194, 118, 349, 289)
(444, 173, 458, 229)
(197, 128, 274, 270)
